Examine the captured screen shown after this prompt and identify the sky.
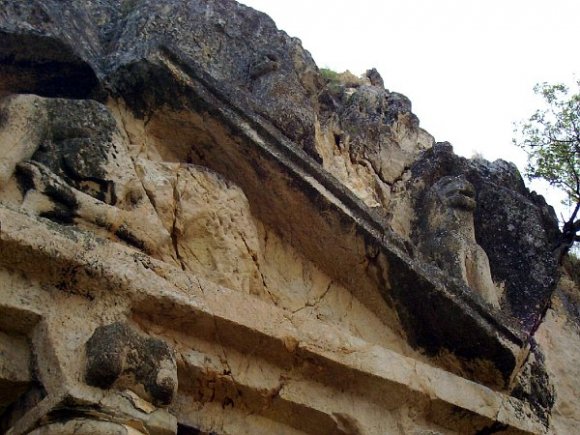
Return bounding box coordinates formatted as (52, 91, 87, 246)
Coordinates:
(240, 0, 580, 215)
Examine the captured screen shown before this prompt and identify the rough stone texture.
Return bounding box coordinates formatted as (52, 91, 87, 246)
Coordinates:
(316, 73, 433, 209)
(0, 0, 322, 157)
(141, 161, 266, 296)
(401, 142, 560, 332)
(86, 322, 177, 407)
(531, 266, 580, 434)
(0, 332, 31, 412)
(417, 175, 500, 308)
(28, 419, 148, 435)
(0, 0, 576, 434)
(0, 207, 547, 434)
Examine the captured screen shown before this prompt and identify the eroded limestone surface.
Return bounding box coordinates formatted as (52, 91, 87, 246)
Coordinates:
(418, 176, 501, 308)
(0, 0, 576, 434)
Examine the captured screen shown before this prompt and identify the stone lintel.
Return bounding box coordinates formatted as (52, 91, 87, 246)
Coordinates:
(0, 205, 544, 434)
(112, 48, 525, 387)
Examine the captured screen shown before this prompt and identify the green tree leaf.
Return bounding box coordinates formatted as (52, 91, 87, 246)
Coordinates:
(514, 80, 580, 259)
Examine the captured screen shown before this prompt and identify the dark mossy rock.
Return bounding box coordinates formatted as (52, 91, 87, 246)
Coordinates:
(0, 0, 324, 159)
(410, 142, 560, 333)
(86, 322, 177, 407)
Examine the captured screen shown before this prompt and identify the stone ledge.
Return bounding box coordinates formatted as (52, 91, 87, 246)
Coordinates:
(104, 47, 526, 387)
(0, 206, 544, 434)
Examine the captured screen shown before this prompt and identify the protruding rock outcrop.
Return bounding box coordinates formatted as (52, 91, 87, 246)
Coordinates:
(404, 142, 559, 332)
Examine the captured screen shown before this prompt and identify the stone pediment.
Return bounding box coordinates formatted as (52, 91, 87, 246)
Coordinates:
(0, 1, 572, 434)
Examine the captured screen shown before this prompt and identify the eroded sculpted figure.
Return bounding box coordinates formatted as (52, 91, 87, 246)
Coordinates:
(0, 94, 264, 296)
(418, 175, 501, 307)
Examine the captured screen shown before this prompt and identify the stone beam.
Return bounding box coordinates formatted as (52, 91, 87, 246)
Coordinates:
(0, 205, 544, 434)
(106, 47, 525, 387)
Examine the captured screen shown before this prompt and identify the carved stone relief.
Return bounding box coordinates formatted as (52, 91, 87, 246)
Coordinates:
(418, 175, 501, 308)
(85, 322, 177, 408)
(0, 1, 569, 431)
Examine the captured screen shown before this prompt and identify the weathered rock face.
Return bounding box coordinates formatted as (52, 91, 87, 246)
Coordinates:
(316, 69, 433, 209)
(402, 142, 560, 332)
(0, 0, 576, 434)
(0, 0, 323, 156)
(535, 266, 580, 434)
(417, 175, 501, 308)
(85, 322, 178, 407)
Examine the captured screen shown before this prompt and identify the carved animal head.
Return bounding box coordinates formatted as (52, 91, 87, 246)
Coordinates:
(433, 175, 476, 212)
(421, 175, 478, 236)
(85, 322, 177, 407)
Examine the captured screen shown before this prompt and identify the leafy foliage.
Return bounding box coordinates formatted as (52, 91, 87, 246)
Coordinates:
(514, 80, 580, 258)
(320, 67, 341, 84)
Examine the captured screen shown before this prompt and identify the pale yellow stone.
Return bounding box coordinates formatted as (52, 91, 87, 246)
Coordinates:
(27, 419, 148, 435)
(535, 276, 580, 435)
(0, 92, 564, 435)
